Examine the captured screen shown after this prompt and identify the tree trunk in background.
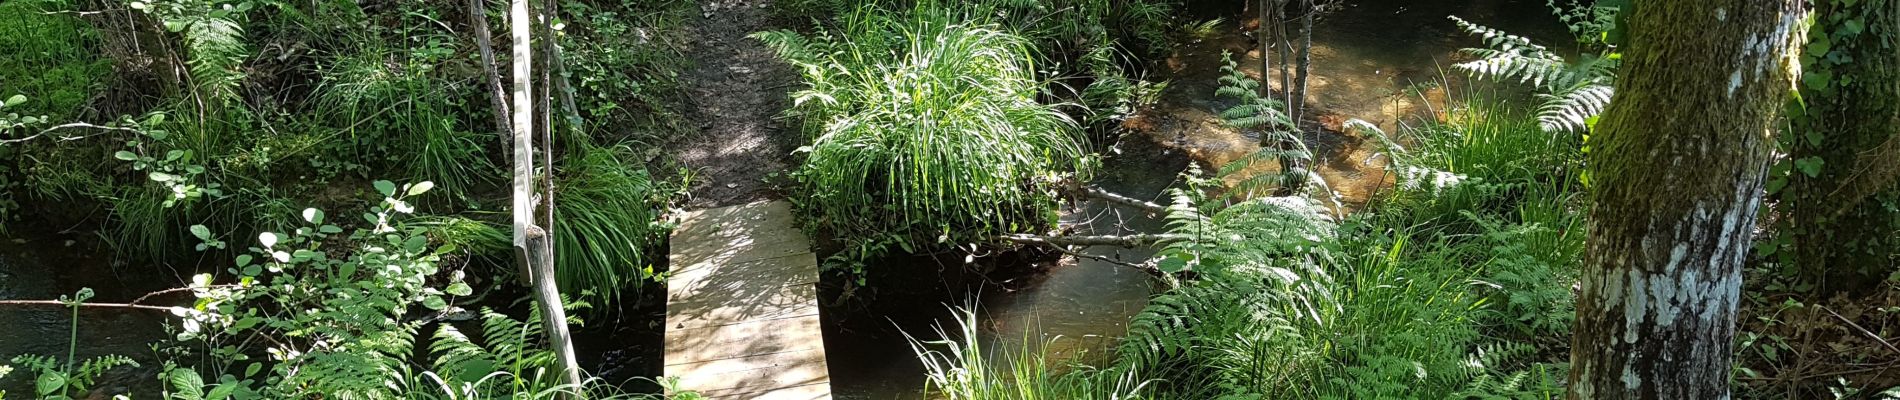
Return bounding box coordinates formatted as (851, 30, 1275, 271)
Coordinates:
(1292, 0, 1312, 123)
(469, 0, 510, 158)
(1257, 0, 1271, 99)
(1568, 1, 1802, 399)
(1790, 0, 1900, 295)
(508, 0, 583, 390)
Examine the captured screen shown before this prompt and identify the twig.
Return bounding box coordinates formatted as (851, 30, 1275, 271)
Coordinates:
(1001, 233, 1186, 247)
(128, 285, 237, 305)
(1047, 245, 1163, 277)
(1, 123, 145, 144)
(0, 300, 178, 312)
(1825, 305, 1900, 356)
(1066, 184, 1169, 215)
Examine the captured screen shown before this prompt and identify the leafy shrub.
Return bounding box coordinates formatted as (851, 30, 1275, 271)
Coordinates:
(754, 3, 1088, 262)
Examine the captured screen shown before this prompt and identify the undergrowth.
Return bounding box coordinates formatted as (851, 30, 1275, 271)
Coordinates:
(755, 1, 1089, 270)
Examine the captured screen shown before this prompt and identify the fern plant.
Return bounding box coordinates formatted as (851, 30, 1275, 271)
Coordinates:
(1451, 342, 1563, 400)
(1449, 16, 1617, 134)
(8, 354, 140, 400)
(1212, 52, 1311, 198)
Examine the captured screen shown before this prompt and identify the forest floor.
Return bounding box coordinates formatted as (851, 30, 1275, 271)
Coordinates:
(667, 0, 798, 209)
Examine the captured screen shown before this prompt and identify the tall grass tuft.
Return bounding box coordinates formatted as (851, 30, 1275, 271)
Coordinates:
(908, 306, 1152, 400)
(553, 145, 667, 309)
(753, 2, 1088, 259)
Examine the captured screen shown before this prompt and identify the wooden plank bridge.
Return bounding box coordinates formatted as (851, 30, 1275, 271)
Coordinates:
(665, 200, 832, 399)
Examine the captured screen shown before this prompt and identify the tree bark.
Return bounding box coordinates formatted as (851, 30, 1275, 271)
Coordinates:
(508, 0, 583, 390)
(1568, 2, 1802, 399)
(1257, 0, 1271, 98)
(1790, 0, 1900, 295)
(1293, 0, 1312, 123)
(468, 0, 511, 157)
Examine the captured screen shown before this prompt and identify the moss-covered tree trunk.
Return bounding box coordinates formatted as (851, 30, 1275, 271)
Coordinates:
(1789, 0, 1900, 295)
(1569, 1, 1802, 399)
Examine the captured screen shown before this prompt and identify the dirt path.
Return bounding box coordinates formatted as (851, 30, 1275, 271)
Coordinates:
(670, 0, 797, 209)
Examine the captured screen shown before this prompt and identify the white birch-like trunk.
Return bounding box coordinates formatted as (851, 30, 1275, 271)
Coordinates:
(509, 0, 583, 390)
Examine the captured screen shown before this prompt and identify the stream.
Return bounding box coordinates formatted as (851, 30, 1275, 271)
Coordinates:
(822, 0, 1571, 397)
(0, 0, 1571, 397)
(0, 235, 172, 397)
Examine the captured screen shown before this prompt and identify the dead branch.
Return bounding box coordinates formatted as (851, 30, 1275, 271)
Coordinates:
(0, 300, 178, 312)
(1, 123, 145, 144)
(1045, 245, 1164, 277)
(1066, 184, 1168, 215)
(1001, 233, 1187, 247)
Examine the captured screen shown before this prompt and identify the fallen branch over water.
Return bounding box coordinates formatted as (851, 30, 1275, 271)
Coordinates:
(1065, 184, 1169, 215)
(1000, 233, 1187, 247)
(0, 300, 178, 312)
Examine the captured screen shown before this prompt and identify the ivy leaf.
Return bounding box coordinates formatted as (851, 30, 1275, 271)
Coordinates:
(190, 225, 212, 240)
(445, 282, 472, 296)
(258, 232, 279, 248)
(302, 208, 324, 224)
(113, 151, 138, 161)
(2, 94, 26, 107)
(422, 296, 447, 311)
(373, 180, 397, 197)
(1795, 157, 1826, 178)
(149, 171, 178, 182)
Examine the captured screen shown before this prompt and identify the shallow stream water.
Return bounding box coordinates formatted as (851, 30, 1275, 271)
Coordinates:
(0, 0, 1571, 397)
(822, 0, 1570, 397)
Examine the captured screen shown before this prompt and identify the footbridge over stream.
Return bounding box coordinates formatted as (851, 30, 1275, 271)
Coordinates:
(664, 200, 832, 399)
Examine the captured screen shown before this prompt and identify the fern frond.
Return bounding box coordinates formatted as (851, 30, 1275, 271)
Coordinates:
(183, 16, 248, 103)
(1535, 83, 1613, 133)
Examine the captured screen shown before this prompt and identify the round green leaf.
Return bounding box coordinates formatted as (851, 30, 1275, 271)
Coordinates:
(373, 180, 397, 197)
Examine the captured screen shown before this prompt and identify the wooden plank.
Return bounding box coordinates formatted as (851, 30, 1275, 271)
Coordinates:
(666, 313, 824, 364)
(671, 201, 799, 240)
(670, 350, 829, 395)
(668, 253, 818, 290)
(670, 231, 809, 264)
(664, 200, 830, 399)
(670, 238, 815, 274)
(694, 382, 831, 400)
(667, 282, 820, 330)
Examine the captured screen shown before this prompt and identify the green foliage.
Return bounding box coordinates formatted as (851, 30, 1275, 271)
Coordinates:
(908, 307, 1152, 399)
(0, 0, 108, 121)
(1110, 89, 1587, 398)
(1449, 343, 1563, 399)
(6, 287, 143, 400)
(132, 0, 251, 105)
(8, 354, 140, 400)
(1211, 52, 1309, 198)
(553, 145, 667, 308)
(754, 2, 1088, 265)
(1449, 16, 1618, 134)
(171, 181, 460, 397)
(424, 308, 562, 396)
(559, 0, 692, 143)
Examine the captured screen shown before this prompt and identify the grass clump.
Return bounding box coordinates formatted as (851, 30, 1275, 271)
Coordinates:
(754, 2, 1089, 263)
(553, 145, 667, 308)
